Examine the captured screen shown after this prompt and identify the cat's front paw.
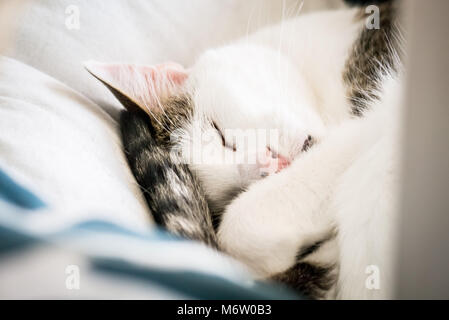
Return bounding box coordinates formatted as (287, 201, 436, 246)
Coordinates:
(218, 158, 335, 278)
(217, 171, 303, 277)
(237, 148, 291, 185)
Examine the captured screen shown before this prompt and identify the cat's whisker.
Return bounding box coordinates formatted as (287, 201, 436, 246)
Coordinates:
(244, 2, 257, 46)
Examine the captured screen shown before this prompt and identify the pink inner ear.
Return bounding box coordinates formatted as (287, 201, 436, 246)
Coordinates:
(124, 62, 188, 86)
(84, 61, 188, 114)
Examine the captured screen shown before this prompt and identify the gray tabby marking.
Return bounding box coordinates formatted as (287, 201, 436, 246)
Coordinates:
(271, 263, 337, 299)
(120, 107, 218, 248)
(343, 1, 401, 116)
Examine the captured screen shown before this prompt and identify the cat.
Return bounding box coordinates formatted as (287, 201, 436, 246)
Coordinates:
(86, 0, 403, 299)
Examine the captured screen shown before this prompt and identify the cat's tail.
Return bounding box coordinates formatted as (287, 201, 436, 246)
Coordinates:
(120, 109, 218, 248)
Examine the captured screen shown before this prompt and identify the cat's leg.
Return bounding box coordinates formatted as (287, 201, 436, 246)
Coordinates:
(332, 76, 403, 300)
(333, 131, 400, 299)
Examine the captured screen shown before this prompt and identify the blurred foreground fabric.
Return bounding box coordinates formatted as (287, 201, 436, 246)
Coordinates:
(0, 168, 299, 299)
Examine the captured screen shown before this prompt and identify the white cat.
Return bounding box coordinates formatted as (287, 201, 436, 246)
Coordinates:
(86, 3, 403, 299)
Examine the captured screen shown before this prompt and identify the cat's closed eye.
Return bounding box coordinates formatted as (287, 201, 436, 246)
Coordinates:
(212, 121, 236, 152)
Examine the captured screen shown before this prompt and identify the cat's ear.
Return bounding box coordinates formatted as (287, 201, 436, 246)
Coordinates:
(84, 61, 188, 116)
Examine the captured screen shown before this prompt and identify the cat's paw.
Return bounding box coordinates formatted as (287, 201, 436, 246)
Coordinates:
(218, 157, 335, 278)
(237, 148, 291, 185)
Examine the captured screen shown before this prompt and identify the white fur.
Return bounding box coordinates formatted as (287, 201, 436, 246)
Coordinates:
(333, 75, 403, 299)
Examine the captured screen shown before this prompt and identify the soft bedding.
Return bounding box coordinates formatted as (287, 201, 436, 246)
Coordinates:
(0, 169, 298, 299)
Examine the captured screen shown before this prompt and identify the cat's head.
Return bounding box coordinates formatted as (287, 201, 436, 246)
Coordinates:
(86, 44, 325, 211)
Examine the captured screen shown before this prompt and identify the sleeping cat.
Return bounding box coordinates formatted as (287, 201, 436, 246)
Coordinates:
(86, 1, 403, 299)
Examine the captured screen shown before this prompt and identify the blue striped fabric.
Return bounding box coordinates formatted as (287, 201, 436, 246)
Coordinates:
(0, 168, 299, 299)
(0, 170, 45, 210)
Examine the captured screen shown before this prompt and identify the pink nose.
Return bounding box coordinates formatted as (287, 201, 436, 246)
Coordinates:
(259, 148, 291, 175)
(275, 154, 291, 173)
